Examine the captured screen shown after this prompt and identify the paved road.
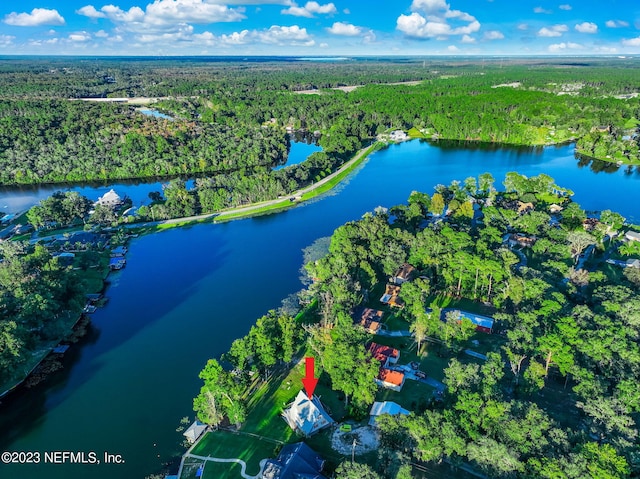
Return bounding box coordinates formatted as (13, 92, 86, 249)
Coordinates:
(28, 145, 377, 239)
(213, 143, 376, 221)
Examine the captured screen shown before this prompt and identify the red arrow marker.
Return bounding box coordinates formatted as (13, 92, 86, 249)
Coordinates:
(301, 357, 318, 399)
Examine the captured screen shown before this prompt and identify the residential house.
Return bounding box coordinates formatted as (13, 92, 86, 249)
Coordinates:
(508, 234, 537, 248)
(549, 204, 564, 214)
(627, 259, 640, 269)
(442, 308, 495, 334)
(109, 257, 126, 270)
(625, 231, 640, 242)
(183, 421, 207, 444)
(583, 218, 600, 232)
(375, 368, 406, 392)
(517, 201, 534, 214)
(355, 308, 383, 334)
(391, 263, 416, 285)
(380, 284, 403, 307)
(95, 189, 123, 208)
(282, 391, 334, 437)
(369, 401, 410, 426)
(389, 130, 408, 142)
(368, 342, 400, 367)
(262, 442, 327, 479)
(500, 199, 535, 214)
(111, 245, 128, 257)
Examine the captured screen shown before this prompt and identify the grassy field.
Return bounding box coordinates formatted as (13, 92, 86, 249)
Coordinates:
(182, 430, 280, 479)
(407, 127, 426, 139)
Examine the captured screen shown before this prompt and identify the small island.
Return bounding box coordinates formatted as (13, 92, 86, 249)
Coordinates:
(185, 172, 640, 479)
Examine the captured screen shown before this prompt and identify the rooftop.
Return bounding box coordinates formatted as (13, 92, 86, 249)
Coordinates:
(377, 368, 405, 387)
(282, 390, 334, 437)
(442, 308, 495, 330)
(262, 442, 327, 479)
(368, 342, 399, 363)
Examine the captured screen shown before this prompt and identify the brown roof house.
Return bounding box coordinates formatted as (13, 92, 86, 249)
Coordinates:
(380, 284, 403, 307)
(355, 308, 384, 334)
(368, 342, 400, 367)
(390, 263, 416, 285)
(508, 234, 537, 248)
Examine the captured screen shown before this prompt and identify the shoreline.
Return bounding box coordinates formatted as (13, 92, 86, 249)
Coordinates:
(1, 134, 636, 191)
(124, 141, 381, 233)
(0, 246, 114, 399)
(0, 144, 377, 398)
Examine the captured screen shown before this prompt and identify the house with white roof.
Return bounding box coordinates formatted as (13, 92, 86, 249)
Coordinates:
(95, 189, 123, 208)
(183, 420, 207, 444)
(282, 390, 334, 437)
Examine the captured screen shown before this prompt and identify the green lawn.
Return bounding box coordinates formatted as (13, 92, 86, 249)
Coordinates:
(184, 430, 279, 479)
(377, 378, 435, 411)
(240, 365, 302, 442)
(407, 127, 426, 139)
(384, 313, 410, 332)
(184, 357, 349, 479)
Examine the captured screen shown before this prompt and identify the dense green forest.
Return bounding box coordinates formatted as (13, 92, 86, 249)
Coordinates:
(0, 241, 92, 385)
(194, 173, 640, 478)
(0, 58, 638, 186)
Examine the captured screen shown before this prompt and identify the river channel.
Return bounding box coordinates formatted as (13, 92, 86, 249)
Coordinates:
(0, 140, 639, 479)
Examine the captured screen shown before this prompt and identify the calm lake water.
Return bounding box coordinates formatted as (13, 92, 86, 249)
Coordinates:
(273, 139, 322, 170)
(1, 140, 639, 479)
(0, 141, 317, 216)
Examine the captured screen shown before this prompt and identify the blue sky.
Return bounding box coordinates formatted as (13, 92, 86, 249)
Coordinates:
(0, 0, 639, 55)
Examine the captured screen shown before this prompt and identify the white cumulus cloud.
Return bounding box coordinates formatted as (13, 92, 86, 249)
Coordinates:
(144, 0, 245, 26)
(397, 1, 480, 39)
(76, 5, 106, 19)
(548, 41, 583, 52)
(622, 36, 640, 47)
(326, 22, 361, 36)
(282, 1, 337, 18)
(258, 25, 314, 45)
(558, 4, 572, 10)
(484, 30, 504, 40)
(534, 6, 552, 14)
(76, 1, 245, 33)
(69, 31, 92, 42)
(4, 8, 65, 26)
(461, 34, 475, 43)
(606, 19, 629, 28)
(575, 22, 597, 33)
(537, 24, 568, 37)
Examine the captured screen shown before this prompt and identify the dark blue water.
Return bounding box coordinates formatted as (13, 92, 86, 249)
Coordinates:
(1, 140, 639, 479)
